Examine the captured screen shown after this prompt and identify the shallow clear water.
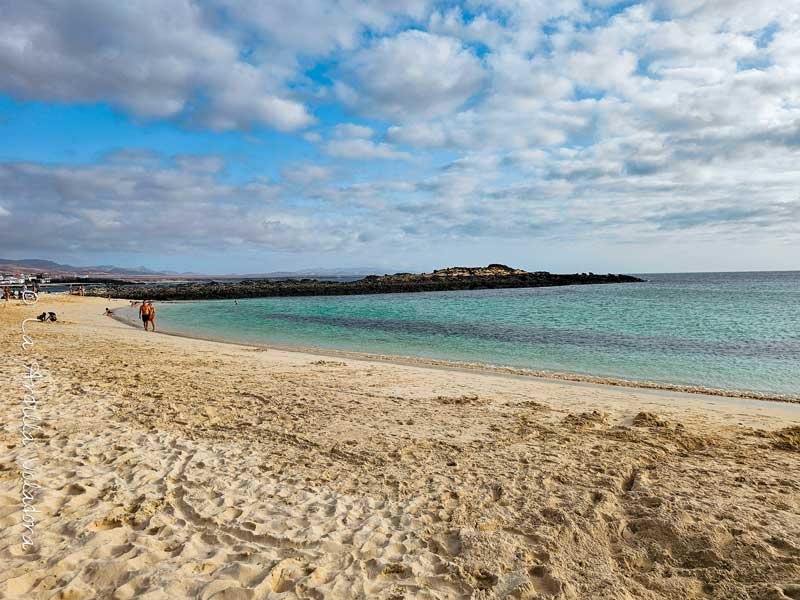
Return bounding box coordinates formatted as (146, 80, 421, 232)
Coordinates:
(149, 272, 800, 396)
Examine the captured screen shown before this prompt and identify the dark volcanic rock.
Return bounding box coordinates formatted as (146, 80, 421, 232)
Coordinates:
(89, 265, 644, 301)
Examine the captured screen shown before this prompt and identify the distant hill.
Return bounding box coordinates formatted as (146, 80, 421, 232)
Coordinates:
(0, 258, 396, 280)
(0, 258, 171, 277)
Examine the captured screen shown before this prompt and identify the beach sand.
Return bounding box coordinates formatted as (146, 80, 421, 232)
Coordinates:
(1, 295, 799, 599)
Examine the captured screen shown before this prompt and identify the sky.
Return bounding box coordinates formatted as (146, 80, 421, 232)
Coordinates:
(0, 0, 798, 274)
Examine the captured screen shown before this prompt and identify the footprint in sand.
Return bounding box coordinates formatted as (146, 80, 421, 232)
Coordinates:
(528, 565, 565, 597)
(266, 558, 306, 593)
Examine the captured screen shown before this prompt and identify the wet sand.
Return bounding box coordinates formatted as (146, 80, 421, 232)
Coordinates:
(1, 295, 799, 599)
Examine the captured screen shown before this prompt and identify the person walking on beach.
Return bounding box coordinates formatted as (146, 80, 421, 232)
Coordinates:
(139, 301, 156, 332)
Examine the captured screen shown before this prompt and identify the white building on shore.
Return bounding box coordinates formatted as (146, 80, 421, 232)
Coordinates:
(0, 275, 25, 285)
(0, 272, 47, 285)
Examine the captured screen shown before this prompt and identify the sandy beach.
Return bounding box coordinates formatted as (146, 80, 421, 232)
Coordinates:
(1, 294, 799, 599)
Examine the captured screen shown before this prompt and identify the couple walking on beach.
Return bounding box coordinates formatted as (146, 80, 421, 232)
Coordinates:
(138, 301, 156, 331)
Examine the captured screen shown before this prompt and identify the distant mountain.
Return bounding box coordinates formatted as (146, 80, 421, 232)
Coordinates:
(0, 258, 400, 279)
(0, 258, 68, 271)
(0, 258, 170, 277)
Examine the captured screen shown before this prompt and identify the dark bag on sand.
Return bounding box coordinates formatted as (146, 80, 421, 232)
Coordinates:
(48, 312, 57, 322)
(36, 312, 47, 322)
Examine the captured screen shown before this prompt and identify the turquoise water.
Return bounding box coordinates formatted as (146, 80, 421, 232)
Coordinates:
(149, 272, 800, 396)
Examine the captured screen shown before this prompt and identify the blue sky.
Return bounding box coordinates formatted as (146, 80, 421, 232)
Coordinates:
(0, 0, 798, 274)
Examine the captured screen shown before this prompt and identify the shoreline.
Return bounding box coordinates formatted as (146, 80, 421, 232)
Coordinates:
(111, 307, 800, 405)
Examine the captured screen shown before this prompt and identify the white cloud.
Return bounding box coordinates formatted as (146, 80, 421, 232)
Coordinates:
(0, 0, 436, 133)
(319, 123, 412, 161)
(0, 1, 316, 131)
(1, 133, 799, 262)
(215, 0, 432, 55)
(338, 30, 485, 119)
(332, 123, 374, 139)
(281, 163, 334, 185)
(323, 138, 411, 161)
(386, 123, 448, 147)
(199, 83, 315, 131)
(461, 0, 588, 52)
(427, 6, 508, 47)
(174, 155, 225, 173)
(0, 157, 342, 254)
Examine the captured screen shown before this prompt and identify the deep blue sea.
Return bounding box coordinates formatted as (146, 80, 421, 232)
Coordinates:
(146, 272, 800, 397)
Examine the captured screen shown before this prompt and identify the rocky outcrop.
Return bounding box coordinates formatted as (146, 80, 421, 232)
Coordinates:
(90, 264, 644, 301)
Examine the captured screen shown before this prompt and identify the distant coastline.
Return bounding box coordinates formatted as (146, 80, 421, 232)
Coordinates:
(90, 264, 644, 301)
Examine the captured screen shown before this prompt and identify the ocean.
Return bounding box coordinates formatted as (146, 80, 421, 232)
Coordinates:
(142, 271, 800, 397)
